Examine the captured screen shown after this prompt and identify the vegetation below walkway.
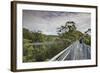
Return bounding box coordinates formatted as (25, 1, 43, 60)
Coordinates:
(23, 21, 91, 62)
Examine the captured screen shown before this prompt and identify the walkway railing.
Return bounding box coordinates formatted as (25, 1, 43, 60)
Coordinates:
(49, 40, 91, 61)
(49, 41, 77, 61)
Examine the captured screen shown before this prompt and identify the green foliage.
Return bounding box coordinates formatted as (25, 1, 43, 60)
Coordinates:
(23, 39, 67, 62)
(23, 46, 35, 62)
(31, 31, 46, 42)
(57, 21, 77, 33)
(23, 21, 91, 62)
(57, 21, 91, 46)
(83, 34, 91, 45)
(23, 28, 46, 42)
(58, 21, 83, 43)
(59, 30, 83, 41)
(23, 28, 33, 40)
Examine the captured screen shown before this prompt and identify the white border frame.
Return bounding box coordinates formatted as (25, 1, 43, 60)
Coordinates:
(16, 3, 97, 70)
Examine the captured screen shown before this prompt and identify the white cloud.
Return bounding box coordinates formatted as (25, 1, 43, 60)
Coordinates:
(23, 10, 91, 35)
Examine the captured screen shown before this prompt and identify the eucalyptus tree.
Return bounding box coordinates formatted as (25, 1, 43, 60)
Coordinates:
(57, 21, 76, 34)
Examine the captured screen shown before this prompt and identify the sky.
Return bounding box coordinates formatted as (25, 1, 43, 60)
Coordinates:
(23, 10, 91, 35)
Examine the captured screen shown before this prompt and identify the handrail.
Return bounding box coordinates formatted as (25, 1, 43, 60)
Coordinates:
(49, 41, 78, 61)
